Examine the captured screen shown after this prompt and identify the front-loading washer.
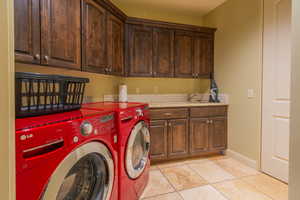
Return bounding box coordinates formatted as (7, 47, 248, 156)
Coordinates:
(83, 102, 151, 200)
(16, 109, 119, 200)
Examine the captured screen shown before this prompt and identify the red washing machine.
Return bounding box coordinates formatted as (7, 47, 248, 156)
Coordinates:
(16, 109, 119, 200)
(83, 102, 151, 200)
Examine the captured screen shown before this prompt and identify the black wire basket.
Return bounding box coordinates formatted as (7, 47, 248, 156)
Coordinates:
(15, 72, 90, 118)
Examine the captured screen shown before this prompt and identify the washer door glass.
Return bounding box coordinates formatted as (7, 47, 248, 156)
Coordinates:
(56, 153, 108, 200)
(42, 142, 114, 200)
(126, 121, 150, 179)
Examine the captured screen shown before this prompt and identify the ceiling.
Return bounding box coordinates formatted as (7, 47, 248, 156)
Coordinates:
(112, 0, 227, 18)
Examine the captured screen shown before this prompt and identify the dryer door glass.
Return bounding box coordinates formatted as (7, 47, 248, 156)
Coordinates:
(126, 121, 150, 179)
(56, 153, 108, 200)
(42, 142, 115, 200)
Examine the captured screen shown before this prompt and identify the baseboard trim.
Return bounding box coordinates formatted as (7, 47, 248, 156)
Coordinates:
(226, 149, 259, 170)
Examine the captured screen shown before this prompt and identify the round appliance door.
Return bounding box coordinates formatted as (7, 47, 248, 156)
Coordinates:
(42, 142, 114, 200)
(125, 121, 150, 179)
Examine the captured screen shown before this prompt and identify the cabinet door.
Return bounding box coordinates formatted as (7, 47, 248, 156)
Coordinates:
(210, 117, 227, 150)
(194, 35, 214, 77)
(153, 28, 174, 77)
(150, 120, 168, 161)
(174, 31, 194, 78)
(14, 0, 40, 64)
(190, 118, 210, 155)
(127, 25, 153, 77)
(41, 0, 81, 69)
(107, 13, 124, 76)
(168, 119, 189, 158)
(81, 0, 107, 73)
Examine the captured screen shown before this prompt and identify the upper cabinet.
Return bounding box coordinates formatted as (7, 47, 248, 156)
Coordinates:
(153, 28, 174, 77)
(15, 0, 81, 70)
(81, 0, 125, 75)
(194, 34, 214, 78)
(14, 0, 214, 78)
(81, 0, 107, 73)
(107, 13, 124, 76)
(174, 31, 194, 78)
(41, 0, 81, 69)
(127, 25, 153, 77)
(14, 0, 40, 64)
(126, 18, 216, 78)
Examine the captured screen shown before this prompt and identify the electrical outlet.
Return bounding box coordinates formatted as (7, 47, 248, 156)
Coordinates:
(247, 89, 255, 98)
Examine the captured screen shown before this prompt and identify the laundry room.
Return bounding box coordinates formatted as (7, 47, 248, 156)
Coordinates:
(1, 0, 300, 200)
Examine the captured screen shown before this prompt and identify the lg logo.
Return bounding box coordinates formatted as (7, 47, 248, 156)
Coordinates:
(20, 134, 34, 141)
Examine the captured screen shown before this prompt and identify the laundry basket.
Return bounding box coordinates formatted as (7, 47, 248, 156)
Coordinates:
(15, 72, 89, 118)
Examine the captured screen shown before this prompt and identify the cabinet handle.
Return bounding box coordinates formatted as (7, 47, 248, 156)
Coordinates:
(34, 54, 40, 60)
(44, 55, 49, 64)
(168, 122, 172, 127)
(164, 121, 168, 127)
(164, 113, 172, 116)
(210, 120, 213, 124)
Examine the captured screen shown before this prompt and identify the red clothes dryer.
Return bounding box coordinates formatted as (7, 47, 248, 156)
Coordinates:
(83, 102, 151, 200)
(16, 109, 119, 200)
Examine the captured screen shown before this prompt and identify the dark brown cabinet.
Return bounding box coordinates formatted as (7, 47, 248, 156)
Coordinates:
(194, 35, 214, 77)
(14, 0, 215, 77)
(127, 25, 153, 77)
(190, 118, 209, 155)
(153, 28, 174, 77)
(14, 0, 81, 69)
(168, 119, 189, 159)
(174, 31, 194, 78)
(82, 0, 107, 73)
(82, 0, 124, 75)
(210, 117, 227, 150)
(107, 13, 124, 76)
(14, 0, 40, 64)
(149, 120, 168, 161)
(150, 106, 227, 163)
(41, 0, 81, 69)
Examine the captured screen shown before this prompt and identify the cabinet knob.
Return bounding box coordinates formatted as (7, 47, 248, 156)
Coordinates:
(165, 122, 168, 127)
(168, 122, 172, 127)
(210, 120, 213, 124)
(206, 120, 210, 124)
(34, 54, 40, 60)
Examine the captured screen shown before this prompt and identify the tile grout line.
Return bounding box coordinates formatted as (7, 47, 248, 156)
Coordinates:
(210, 184, 231, 200)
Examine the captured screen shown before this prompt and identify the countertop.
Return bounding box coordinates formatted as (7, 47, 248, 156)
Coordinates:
(148, 102, 228, 108)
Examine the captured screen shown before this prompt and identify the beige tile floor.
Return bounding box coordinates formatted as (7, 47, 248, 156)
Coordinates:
(140, 155, 288, 200)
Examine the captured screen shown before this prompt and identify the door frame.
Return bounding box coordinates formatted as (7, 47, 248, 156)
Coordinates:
(0, 0, 16, 199)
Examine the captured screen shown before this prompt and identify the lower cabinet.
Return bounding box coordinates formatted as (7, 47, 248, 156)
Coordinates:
(150, 106, 228, 162)
(210, 117, 227, 150)
(149, 120, 168, 161)
(150, 119, 189, 161)
(168, 119, 189, 159)
(189, 118, 210, 155)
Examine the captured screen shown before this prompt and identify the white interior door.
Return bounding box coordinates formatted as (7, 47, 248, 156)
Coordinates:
(262, 0, 291, 183)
